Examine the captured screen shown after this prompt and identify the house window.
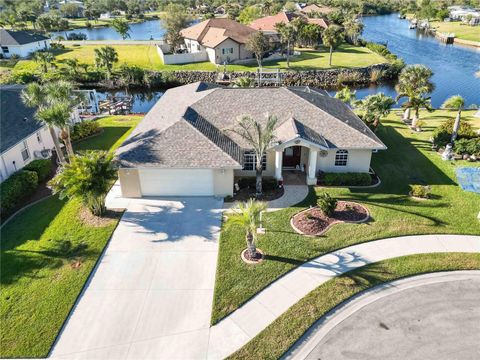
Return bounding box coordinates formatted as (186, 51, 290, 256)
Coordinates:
(21, 141, 30, 161)
(335, 150, 348, 166)
(197, 44, 200, 51)
(243, 151, 267, 171)
(36, 132, 42, 143)
(1, 46, 9, 54)
(222, 47, 233, 55)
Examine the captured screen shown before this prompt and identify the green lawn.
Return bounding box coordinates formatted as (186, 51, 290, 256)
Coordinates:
(229, 252, 480, 359)
(431, 21, 480, 43)
(0, 115, 141, 357)
(212, 109, 480, 324)
(0, 44, 387, 76)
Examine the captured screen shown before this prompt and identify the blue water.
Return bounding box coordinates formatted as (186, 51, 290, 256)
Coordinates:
(358, 14, 480, 107)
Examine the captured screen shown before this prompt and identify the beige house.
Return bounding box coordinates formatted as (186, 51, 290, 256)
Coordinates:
(179, 18, 257, 64)
(115, 82, 386, 198)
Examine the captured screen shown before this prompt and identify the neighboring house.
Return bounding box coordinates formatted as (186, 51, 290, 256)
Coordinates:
(115, 82, 386, 198)
(448, 6, 480, 25)
(179, 18, 257, 64)
(250, 11, 328, 36)
(58, 0, 85, 17)
(0, 29, 51, 58)
(300, 4, 336, 15)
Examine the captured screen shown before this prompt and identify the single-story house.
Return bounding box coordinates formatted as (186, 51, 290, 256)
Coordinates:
(115, 82, 386, 198)
(179, 18, 257, 64)
(250, 11, 329, 35)
(0, 29, 51, 58)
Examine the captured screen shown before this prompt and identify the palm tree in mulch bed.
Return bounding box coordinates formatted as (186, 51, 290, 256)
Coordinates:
(226, 199, 267, 262)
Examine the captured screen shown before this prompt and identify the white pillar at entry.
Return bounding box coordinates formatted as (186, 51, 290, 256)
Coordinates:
(307, 149, 318, 185)
(275, 150, 283, 181)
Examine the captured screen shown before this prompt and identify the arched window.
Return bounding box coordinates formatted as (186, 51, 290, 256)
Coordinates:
(335, 150, 348, 166)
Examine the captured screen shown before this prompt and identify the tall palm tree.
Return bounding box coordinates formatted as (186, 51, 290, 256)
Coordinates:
(21, 81, 85, 162)
(395, 64, 434, 121)
(356, 93, 395, 129)
(227, 115, 277, 196)
(275, 22, 296, 68)
(442, 95, 465, 143)
(403, 93, 433, 128)
(226, 199, 267, 259)
(33, 51, 55, 73)
(322, 25, 344, 66)
(49, 151, 117, 216)
(94, 46, 118, 80)
(343, 15, 364, 44)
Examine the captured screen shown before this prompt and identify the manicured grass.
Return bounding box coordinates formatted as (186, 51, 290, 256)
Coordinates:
(0, 115, 141, 357)
(1, 44, 387, 76)
(431, 21, 480, 43)
(211, 109, 480, 324)
(228, 252, 480, 359)
(74, 115, 142, 152)
(0, 197, 121, 357)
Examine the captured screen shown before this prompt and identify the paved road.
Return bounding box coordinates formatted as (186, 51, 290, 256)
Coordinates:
(301, 273, 480, 360)
(50, 197, 223, 359)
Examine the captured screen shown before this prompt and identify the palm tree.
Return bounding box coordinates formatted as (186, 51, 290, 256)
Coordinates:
(21, 81, 85, 162)
(233, 76, 254, 88)
(60, 58, 80, 81)
(227, 115, 277, 196)
(275, 22, 295, 68)
(442, 95, 465, 143)
(49, 151, 117, 216)
(356, 93, 395, 129)
(226, 199, 267, 259)
(33, 51, 54, 73)
(343, 16, 364, 44)
(335, 87, 356, 106)
(395, 64, 434, 121)
(402, 93, 433, 128)
(94, 46, 119, 80)
(322, 25, 344, 66)
(111, 18, 131, 40)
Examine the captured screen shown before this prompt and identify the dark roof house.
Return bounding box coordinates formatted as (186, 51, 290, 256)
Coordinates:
(0, 29, 49, 46)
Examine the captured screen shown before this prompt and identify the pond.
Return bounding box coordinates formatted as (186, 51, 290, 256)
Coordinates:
(96, 90, 163, 113)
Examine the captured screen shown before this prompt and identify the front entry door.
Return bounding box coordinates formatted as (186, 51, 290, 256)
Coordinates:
(283, 146, 302, 168)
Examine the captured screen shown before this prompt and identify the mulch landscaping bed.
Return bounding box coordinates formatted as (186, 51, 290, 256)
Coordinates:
(227, 186, 285, 202)
(291, 201, 369, 236)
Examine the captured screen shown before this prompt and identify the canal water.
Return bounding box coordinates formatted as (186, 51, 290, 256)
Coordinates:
(92, 14, 479, 112)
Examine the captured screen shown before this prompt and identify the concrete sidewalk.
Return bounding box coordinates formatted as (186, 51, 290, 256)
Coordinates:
(207, 234, 480, 359)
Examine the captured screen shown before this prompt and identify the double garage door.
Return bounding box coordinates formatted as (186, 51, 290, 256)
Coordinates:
(139, 169, 215, 196)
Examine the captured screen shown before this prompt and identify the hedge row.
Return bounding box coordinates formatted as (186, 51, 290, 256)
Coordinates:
(236, 177, 278, 191)
(322, 172, 372, 186)
(71, 120, 101, 142)
(23, 159, 53, 182)
(0, 170, 38, 217)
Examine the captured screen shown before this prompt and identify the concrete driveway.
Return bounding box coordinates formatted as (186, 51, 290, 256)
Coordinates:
(50, 197, 223, 359)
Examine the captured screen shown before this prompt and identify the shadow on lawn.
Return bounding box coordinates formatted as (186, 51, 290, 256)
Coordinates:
(74, 126, 131, 151)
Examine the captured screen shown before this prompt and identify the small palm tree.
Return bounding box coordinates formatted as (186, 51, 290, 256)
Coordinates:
(33, 51, 54, 73)
(403, 93, 433, 128)
(356, 93, 395, 129)
(322, 25, 344, 66)
(226, 199, 267, 259)
(233, 77, 254, 88)
(227, 114, 277, 196)
(442, 95, 465, 143)
(335, 87, 356, 106)
(94, 46, 119, 80)
(111, 18, 131, 40)
(49, 151, 117, 216)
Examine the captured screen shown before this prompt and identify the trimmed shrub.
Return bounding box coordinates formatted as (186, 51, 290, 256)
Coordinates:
(322, 172, 372, 186)
(409, 184, 431, 199)
(454, 138, 480, 156)
(0, 170, 38, 216)
(237, 177, 278, 191)
(71, 120, 101, 142)
(317, 192, 337, 217)
(24, 159, 53, 182)
(432, 119, 476, 147)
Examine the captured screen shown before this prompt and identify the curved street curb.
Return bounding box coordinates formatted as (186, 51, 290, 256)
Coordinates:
(284, 270, 480, 360)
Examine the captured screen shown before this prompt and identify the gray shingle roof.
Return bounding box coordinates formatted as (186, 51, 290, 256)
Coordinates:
(0, 85, 43, 153)
(0, 29, 49, 46)
(116, 82, 386, 169)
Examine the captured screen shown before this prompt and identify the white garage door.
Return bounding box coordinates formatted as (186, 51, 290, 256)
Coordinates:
(139, 169, 215, 196)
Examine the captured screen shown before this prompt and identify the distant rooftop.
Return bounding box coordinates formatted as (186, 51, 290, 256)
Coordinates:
(0, 29, 50, 46)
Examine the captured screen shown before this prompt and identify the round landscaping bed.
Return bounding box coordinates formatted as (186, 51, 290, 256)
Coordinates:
(291, 201, 369, 236)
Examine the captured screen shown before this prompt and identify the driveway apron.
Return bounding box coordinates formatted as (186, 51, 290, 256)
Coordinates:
(49, 197, 223, 359)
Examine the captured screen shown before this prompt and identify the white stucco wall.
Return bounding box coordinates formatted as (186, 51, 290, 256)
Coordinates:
(0, 126, 54, 182)
(1, 40, 51, 58)
(317, 149, 373, 173)
(213, 168, 234, 196)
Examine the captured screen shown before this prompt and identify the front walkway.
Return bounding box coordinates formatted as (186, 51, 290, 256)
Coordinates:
(207, 234, 480, 359)
(50, 197, 223, 359)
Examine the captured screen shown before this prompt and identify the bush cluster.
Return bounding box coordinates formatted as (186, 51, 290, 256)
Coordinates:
(454, 138, 480, 156)
(317, 192, 337, 217)
(409, 184, 431, 199)
(432, 119, 476, 148)
(322, 172, 372, 186)
(237, 177, 278, 191)
(0, 170, 38, 217)
(23, 159, 53, 182)
(365, 42, 398, 62)
(71, 120, 101, 142)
